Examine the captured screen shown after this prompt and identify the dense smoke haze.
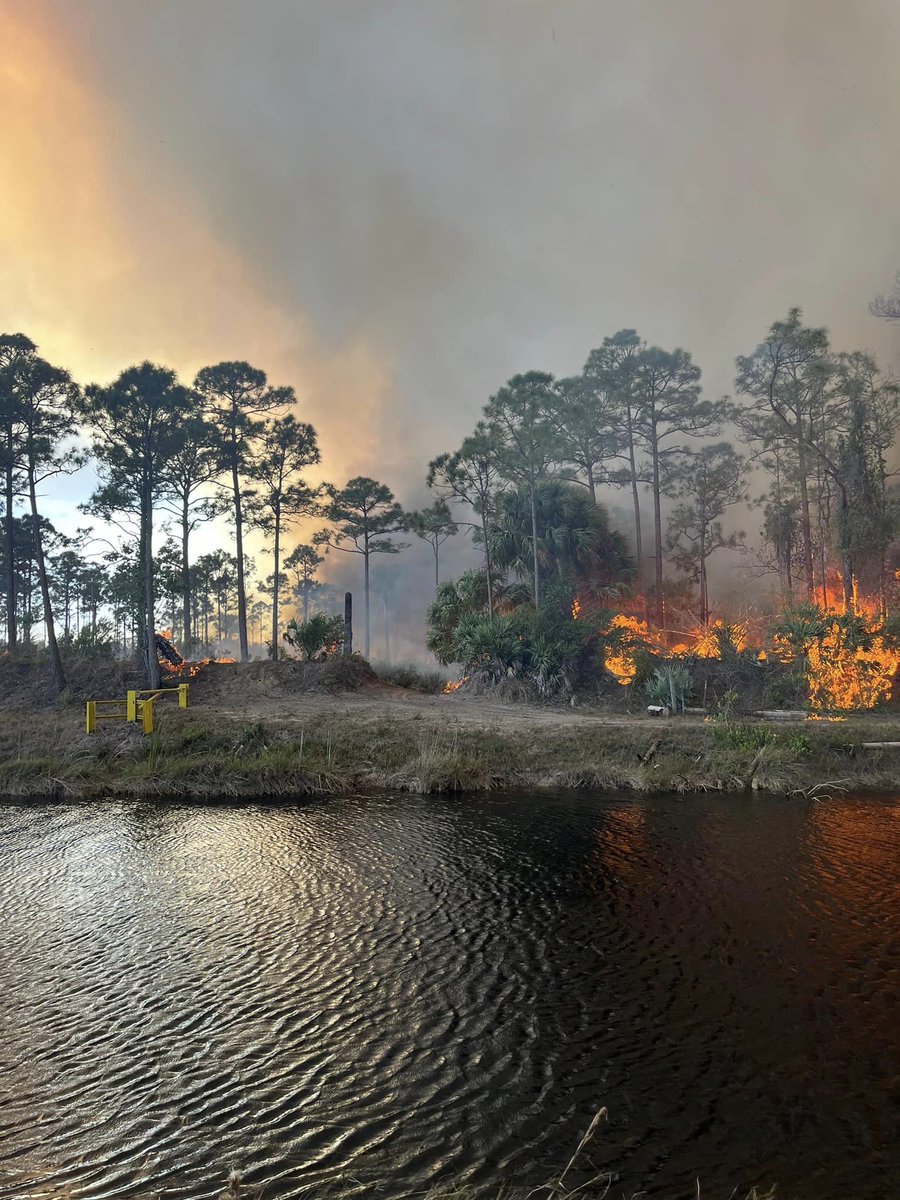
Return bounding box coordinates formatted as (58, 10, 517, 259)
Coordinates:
(3, 0, 900, 656)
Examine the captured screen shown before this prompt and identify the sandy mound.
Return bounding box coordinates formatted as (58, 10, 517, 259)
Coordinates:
(0, 653, 382, 711)
(0, 654, 146, 710)
(182, 656, 382, 706)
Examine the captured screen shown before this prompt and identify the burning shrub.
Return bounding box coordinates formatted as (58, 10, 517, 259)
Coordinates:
(771, 604, 900, 711)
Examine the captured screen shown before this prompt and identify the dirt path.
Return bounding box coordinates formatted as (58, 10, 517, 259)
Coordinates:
(205, 684, 705, 731)
(177, 660, 831, 733)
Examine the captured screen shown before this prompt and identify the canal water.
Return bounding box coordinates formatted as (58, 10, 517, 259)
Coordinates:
(0, 793, 896, 1199)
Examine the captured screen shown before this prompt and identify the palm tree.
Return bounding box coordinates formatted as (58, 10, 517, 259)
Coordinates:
(490, 479, 633, 594)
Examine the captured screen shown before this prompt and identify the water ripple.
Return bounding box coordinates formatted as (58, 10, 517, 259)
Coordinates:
(0, 793, 896, 1199)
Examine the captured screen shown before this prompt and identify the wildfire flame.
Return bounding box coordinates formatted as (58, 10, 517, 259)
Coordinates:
(156, 630, 238, 677)
(443, 676, 469, 694)
(573, 583, 900, 713)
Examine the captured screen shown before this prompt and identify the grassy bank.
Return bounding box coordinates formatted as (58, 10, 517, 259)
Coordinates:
(2, 699, 900, 800)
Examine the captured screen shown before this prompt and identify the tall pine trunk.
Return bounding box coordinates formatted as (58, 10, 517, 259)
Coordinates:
(530, 483, 541, 609)
(363, 535, 371, 658)
(699, 528, 709, 627)
(650, 420, 663, 626)
(232, 457, 250, 661)
(625, 404, 643, 588)
(143, 480, 160, 688)
(483, 514, 494, 619)
(4, 426, 16, 649)
(28, 472, 65, 693)
(271, 507, 281, 659)
(837, 482, 854, 611)
(181, 497, 192, 655)
(795, 427, 815, 599)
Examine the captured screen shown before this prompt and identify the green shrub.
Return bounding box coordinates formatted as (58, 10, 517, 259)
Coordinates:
(63, 620, 117, 659)
(425, 570, 491, 665)
(283, 613, 344, 661)
(644, 664, 693, 713)
(783, 732, 811, 756)
(453, 613, 525, 683)
(714, 689, 740, 722)
(763, 669, 808, 711)
(711, 723, 776, 752)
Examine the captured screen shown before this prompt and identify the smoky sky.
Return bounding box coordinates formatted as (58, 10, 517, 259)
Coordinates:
(3, 0, 900, 645)
(33, 0, 900, 441)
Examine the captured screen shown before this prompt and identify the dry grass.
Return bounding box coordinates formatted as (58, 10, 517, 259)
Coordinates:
(3, 654, 900, 800)
(2, 702, 900, 800)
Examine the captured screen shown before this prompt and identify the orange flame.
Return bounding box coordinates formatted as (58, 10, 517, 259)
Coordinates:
(594, 586, 899, 713)
(157, 630, 239, 677)
(443, 676, 469, 694)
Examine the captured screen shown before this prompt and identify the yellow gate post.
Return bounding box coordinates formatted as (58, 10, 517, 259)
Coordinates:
(140, 699, 155, 735)
(86, 701, 96, 734)
(178, 683, 189, 709)
(127, 690, 137, 722)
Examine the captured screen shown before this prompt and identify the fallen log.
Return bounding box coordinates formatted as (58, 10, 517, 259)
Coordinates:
(639, 738, 660, 765)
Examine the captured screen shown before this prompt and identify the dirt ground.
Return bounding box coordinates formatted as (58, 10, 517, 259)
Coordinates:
(4, 655, 894, 739)
(187, 660, 802, 732)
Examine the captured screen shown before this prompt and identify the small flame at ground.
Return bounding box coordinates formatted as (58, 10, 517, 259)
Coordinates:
(156, 631, 238, 676)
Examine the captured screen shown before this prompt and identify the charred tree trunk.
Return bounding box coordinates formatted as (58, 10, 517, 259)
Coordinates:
(699, 527, 709, 627)
(343, 591, 353, 656)
(836, 482, 854, 612)
(795, 427, 815, 599)
(136, 512, 147, 667)
(483, 514, 495, 619)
